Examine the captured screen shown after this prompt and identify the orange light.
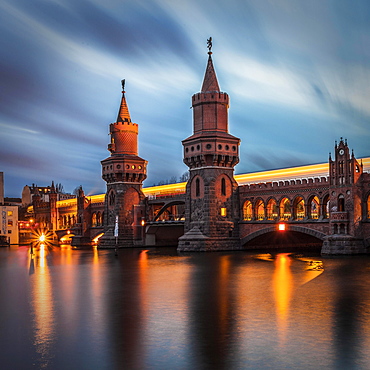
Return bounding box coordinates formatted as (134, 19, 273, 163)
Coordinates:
(141, 219, 145, 226)
(278, 223, 286, 231)
(220, 207, 227, 217)
(39, 234, 46, 242)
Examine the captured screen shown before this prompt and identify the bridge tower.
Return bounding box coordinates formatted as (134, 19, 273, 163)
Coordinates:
(178, 40, 241, 251)
(99, 80, 147, 248)
(322, 138, 367, 254)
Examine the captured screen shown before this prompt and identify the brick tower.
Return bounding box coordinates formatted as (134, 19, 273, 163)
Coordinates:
(99, 80, 147, 248)
(178, 40, 241, 251)
(322, 138, 366, 254)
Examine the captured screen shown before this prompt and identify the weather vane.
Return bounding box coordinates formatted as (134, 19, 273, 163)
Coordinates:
(207, 37, 212, 52)
(121, 79, 125, 91)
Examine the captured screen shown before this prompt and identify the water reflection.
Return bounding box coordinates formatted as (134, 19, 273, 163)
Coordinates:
(273, 253, 292, 343)
(30, 243, 56, 368)
(188, 254, 236, 369)
(1, 247, 370, 369)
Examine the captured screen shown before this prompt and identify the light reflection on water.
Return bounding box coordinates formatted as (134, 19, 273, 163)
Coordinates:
(0, 245, 370, 369)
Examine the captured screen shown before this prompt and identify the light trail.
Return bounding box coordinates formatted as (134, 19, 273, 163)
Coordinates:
(56, 157, 370, 207)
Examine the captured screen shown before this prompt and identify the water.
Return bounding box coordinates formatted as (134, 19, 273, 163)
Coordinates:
(1, 245, 370, 369)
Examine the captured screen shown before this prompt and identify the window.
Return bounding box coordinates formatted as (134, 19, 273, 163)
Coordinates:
(195, 178, 200, 197)
(221, 178, 226, 196)
(7, 220, 13, 226)
(7, 211, 13, 216)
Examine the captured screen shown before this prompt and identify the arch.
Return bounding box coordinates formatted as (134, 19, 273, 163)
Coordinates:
(191, 175, 204, 198)
(243, 200, 253, 221)
(92, 213, 97, 227)
(280, 197, 291, 221)
(266, 198, 278, 221)
(255, 199, 265, 220)
(153, 200, 186, 221)
(96, 212, 102, 226)
(217, 174, 233, 198)
(240, 225, 327, 246)
(322, 194, 330, 219)
(307, 195, 320, 220)
(293, 196, 305, 221)
(108, 189, 116, 210)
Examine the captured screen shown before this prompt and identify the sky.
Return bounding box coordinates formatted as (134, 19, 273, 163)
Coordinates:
(1, 0, 370, 198)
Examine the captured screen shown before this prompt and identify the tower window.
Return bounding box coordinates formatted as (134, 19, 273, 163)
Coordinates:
(218, 144, 222, 150)
(221, 178, 226, 196)
(196, 178, 200, 197)
(206, 144, 211, 149)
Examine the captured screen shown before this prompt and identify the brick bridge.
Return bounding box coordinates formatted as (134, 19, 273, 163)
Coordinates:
(25, 48, 370, 254)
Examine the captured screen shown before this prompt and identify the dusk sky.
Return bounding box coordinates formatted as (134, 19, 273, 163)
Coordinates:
(1, 0, 370, 198)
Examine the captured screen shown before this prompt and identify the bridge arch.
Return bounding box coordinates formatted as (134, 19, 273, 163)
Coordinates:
(153, 200, 185, 221)
(241, 225, 327, 247)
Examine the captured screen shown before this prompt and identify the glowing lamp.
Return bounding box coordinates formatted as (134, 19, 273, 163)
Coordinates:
(39, 234, 46, 242)
(278, 223, 286, 231)
(141, 219, 145, 226)
(220, 208, 227, 217)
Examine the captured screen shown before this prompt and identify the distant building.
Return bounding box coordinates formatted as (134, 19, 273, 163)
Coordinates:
(1, 205, 19, 245)
(22, 184, 75, 207)
(0, 173, 19, 245)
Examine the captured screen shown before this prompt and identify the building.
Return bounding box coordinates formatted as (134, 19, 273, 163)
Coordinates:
(26, 43, 370, 254)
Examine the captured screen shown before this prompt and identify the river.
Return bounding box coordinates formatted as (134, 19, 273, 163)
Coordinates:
(0, 244, 370, 369)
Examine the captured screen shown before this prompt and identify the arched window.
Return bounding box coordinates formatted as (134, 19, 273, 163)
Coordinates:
(255, 199, 265, 221)
(322, 195, 330, 219)
(243, 200, 253, 221)
(294, 197, 305, 220)
(196, 178, 200, 197)
(280, 198, 291, 221)
(309, 196, 320, 219)
(97, 212, 102, 226)
(267, 199, 278, 220)
(92, 213, 97, 227)
(221, 178, 226, 196)
(109, 191, 115, 206)
(338, 194, 345, 212)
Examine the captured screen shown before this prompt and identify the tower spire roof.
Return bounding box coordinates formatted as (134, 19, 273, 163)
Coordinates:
(116, 79, 131, 123)
(201, 53, 220, 93)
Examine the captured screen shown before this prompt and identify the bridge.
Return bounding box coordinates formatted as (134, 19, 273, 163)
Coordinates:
(24, 155, 370, 253)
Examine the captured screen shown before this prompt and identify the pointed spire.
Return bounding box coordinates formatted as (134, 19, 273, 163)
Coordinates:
(201, 53, 220, 93)
(116, 79, 131, 123)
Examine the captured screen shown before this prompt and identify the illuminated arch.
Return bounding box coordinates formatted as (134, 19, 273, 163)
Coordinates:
(293, 196, 305, 221)
(266, 198, 278, 220)
(243, 200, 253, 221)
(92, 213, 97, 227)
(308, 195, 320, 220)
(280, 197, 291, 221)
(255, 199, 265, 221)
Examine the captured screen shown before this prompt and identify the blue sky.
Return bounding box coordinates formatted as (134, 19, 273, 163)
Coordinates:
(1, 0, 370, 197)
